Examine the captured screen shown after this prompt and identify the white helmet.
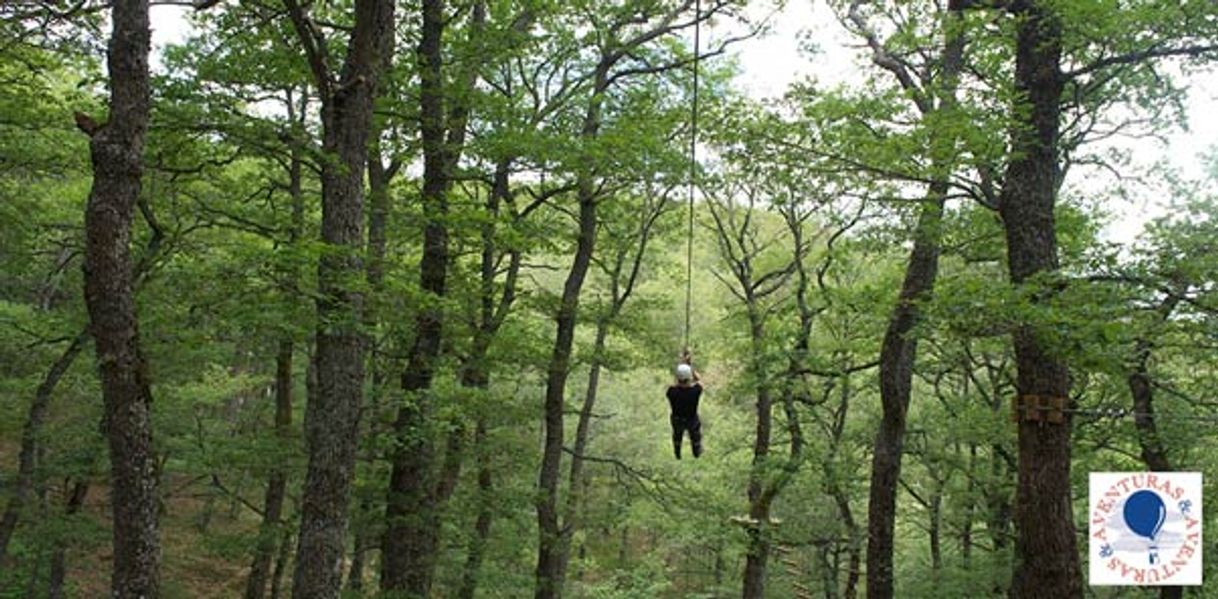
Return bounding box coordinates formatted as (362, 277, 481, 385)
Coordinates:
(676, 364, 693, 381)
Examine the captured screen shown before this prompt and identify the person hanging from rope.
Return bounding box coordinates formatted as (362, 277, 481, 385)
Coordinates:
(667, 350, 703, 460)
(669, 0, 702, 462)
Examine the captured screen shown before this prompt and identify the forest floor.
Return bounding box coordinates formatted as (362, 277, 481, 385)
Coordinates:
(68, 477, 254, 598)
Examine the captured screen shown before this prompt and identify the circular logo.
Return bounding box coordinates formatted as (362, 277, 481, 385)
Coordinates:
(1089, 472, 1203, 586)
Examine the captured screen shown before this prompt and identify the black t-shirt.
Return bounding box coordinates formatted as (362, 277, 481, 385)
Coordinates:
(666, 384, 702, 420)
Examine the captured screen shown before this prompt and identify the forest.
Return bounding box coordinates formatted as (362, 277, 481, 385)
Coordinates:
(2, 0, 1218, 597)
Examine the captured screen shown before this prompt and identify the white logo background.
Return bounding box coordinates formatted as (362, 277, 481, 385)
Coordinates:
(1089, 472, 1203, 586)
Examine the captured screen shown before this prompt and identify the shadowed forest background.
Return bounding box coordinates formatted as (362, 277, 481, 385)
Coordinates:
(3, 0, 1218, 597)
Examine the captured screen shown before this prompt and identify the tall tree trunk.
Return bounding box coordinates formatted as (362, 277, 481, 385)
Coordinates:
(556, 323, 608, 584)
(961, 443, 976, 567)
(815, 543, 834, 599)
(0, 331, 87, 563)
(47, 479, 89, 599)
(365, 143, 392, 298)
(987, 445, 1013, 550)
(555, 197, 660, 585)
(711, 200, 810, 599)
(929, 476, 944, 584)
(864, 3, 964, 596)
(270, 528, 292, 599)
(999, 3, 1081, 596)
(824, 368, 858, 599)
(80, 0, 159, 594)
(742, 312, 773, 599)
(381, 1, 449, 585)
(534, 64, 608, 599)
(382, 0, 489, 592)
(535, 191, 598, 599)
(829, 487, 861, 599)
(457, 417, 495, 599)
(843, 533, 861, 599)
(866, 196, 944, 596)
(289, 0, 394, 595)
(983, 358, 1014, 594)
(1128, 297, 1182, 599)
(618, 525, 630, 569)
(455, 153, 523, 599)
(25, 516, 45, 598)
(1128, 297, 1179, 473)
(347, 100, 394, 597)
(245, 339, 294, 599)
(778, 208, 825, 597)
(1130, 342, 1171, 472)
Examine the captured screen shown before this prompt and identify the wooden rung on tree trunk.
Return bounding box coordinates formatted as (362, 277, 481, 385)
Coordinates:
(1010, 394, 1066, 424)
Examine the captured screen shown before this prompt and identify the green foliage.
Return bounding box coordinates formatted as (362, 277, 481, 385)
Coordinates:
(4, 0, 1218, 596)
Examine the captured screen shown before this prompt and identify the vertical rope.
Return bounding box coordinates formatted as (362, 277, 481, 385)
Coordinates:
(684, 0, 700, 353)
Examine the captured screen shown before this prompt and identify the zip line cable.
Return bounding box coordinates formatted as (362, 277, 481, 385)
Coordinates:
(1064, 407, 1218, 424)
(684, 0, 700, 354)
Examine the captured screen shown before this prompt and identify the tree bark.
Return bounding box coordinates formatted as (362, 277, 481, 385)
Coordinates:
(818, 544, 836, 599)
(289, 0, 394, 596)
(736, 253, 818, 597)
(999, 2, 1081, 597)
(864, 3, 964, 596)
(25, 485, 47, 599)
(987, 444, 1013, 552)
(381, 2, 449, 584)
(80, 0, 160, 594)
(0, 331, 87, 563)
(777, 207, 824, 596)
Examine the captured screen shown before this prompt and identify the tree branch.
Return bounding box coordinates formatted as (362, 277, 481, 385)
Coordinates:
(282, 0, 332, 99)
(843, 1, 931, 114)
(794, 359, 881, 379)
(1067, 44, 1218, 80)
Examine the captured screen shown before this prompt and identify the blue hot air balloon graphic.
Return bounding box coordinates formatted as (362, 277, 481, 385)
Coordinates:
(1123, 490, 1167, 564)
